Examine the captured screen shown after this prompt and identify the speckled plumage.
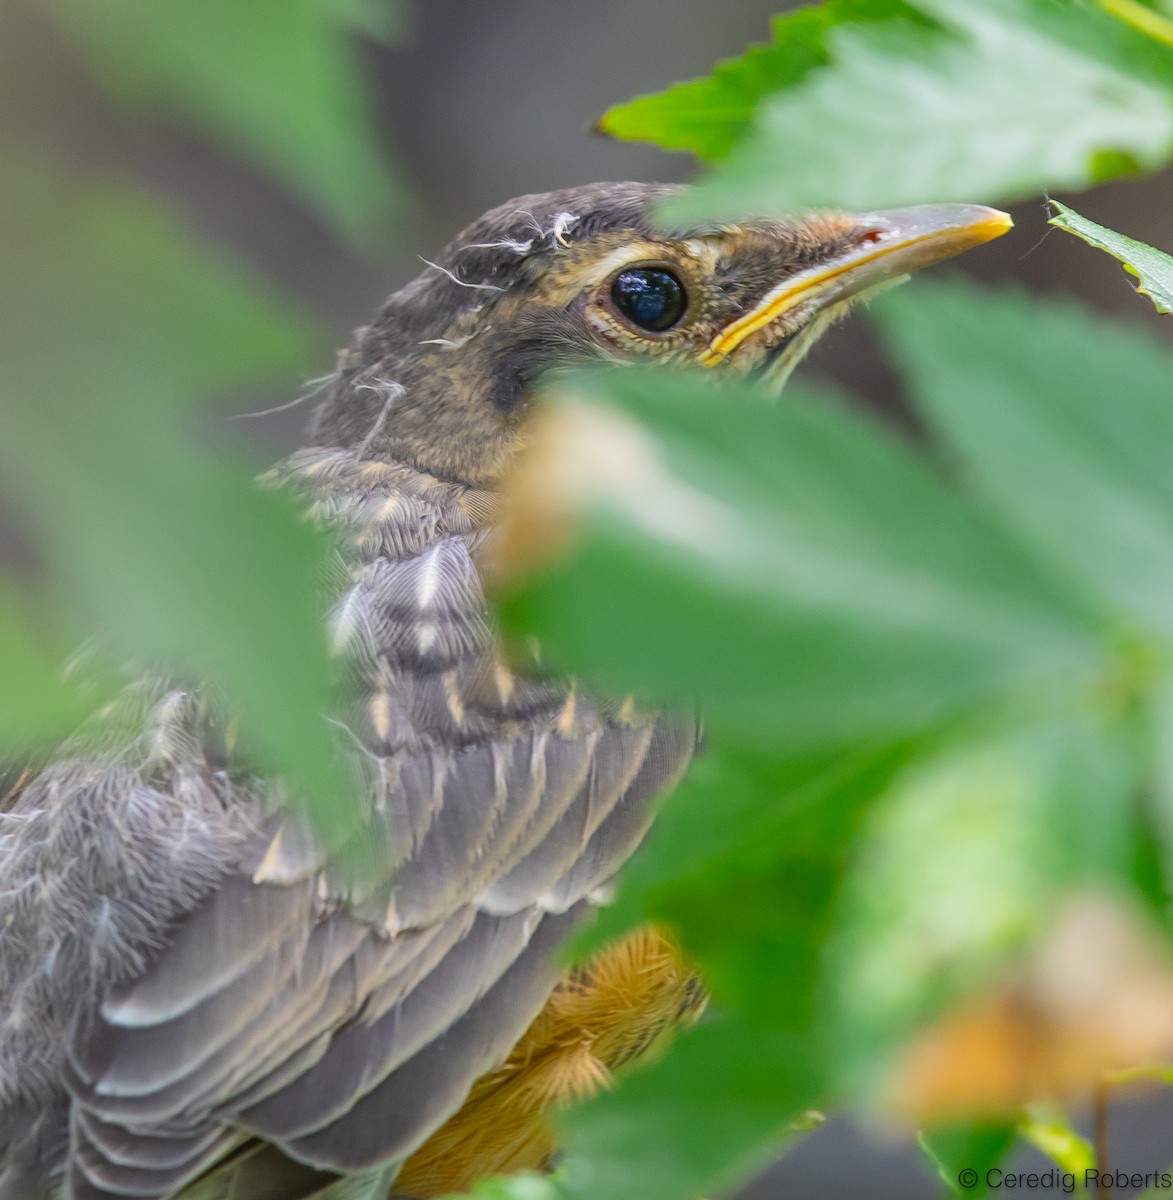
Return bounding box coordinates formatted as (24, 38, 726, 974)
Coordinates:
(0, 183, 1001, 1200)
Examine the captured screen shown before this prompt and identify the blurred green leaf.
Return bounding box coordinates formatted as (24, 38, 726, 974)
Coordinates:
(559, 713, 1121, 1200)
(585, 740, 915, 998)
(0, 164, 358, 842)
(1049, 201, 1173, 314)
(30, 0, 398, 241)
(597, 0, 923, 160)
(1149, 676, 1173, 887)
(518, 275, 1173, 1200)
(918, 1123, 1017, 1197)
(581, 742, 902, 952)
(828, 713, 1136, 1087)
(556, 743, 914, 1200)
(1096, 0, 1173, 50)
(566, 1015, 814, 1200)
(0, 585, 89, 742)
(0, 166, 313, 400)
(504, 367, 1101, 751)
(1019, 1104, 1095, 1175)
(875, 278, 1173, 641)
(657, 0, 1173, 221)
(443, 1171, 571, 1200)
(980, 0, 1173, 93)
(550, 687, 1137, 1200)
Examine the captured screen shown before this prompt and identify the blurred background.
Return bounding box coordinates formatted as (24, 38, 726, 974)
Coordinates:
(3, 0, 1173, 1194)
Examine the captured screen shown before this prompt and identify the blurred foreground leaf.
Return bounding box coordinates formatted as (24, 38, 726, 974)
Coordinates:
(829, 714, 1137, 1095)
(917, 1123, 1016, 1197)
(556, 715, 1135, 1198)
(501, 367, 1100, 750)
(1019, 1105, 1095, 1176)
(0, 586, 89, 740)
(443, 1172, 570, 1200)
(552, 744, 912, 1200)
(1049, 201, 1173, 314)
(568, 1015, 814, 1200)
(579, 743, 904, 951)
(600, 0, 1173, 220)
(0, 164, 357, 840)
(596, 0, 922, 159)
(875, 278, 1173, 640)
(1097, 0, 1173, 49)
(30, 0, 398, 241)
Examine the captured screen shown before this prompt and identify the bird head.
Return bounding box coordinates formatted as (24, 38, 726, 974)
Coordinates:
(310, 182, 1010, 485)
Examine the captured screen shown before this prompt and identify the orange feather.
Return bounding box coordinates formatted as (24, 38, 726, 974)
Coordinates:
(395, 925, 705, 1196)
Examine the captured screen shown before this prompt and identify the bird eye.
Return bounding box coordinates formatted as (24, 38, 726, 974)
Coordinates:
(609, 267, 688, 333)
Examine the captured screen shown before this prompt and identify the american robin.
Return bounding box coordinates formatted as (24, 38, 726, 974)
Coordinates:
(0, 182, 1010, 1200)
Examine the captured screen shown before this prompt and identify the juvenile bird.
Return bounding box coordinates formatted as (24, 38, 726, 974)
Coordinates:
(0, 182, 1010, 1200)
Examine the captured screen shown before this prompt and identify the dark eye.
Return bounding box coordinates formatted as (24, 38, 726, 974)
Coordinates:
(609, 267, 688, 333)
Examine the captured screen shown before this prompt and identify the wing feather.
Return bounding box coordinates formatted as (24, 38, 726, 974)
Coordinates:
(98, 878, 315, 1027)
(474, 724, 653, 914)
(237, 907, 539, 1140)
(51, 456, 700, 1199)
(282, 906, 581, 1172)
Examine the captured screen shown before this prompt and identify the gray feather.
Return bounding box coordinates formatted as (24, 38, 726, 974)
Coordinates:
(283, 905, 580, 1171)
(3, 399, 697, 1197)
(237, 907, 539, 1141)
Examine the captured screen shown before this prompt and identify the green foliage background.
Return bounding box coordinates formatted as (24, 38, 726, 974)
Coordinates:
(4, 1, 1173, 1198)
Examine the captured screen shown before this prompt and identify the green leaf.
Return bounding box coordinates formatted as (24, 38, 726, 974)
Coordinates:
(443, 1171, 570, 1200)
(0, 585, 90, 744)
(1092, 0, 1173, 52)
(559, 740, 949, 1200)
(827, 713, 1136, 1088)
(0, 164, 359, 843)
(581, 742, 902, 953)
(583, 738, 917, 985)
(1049, 201, 1173, 315)
(555, 710, 1132, 1200)
(874, 277, 1173, 641)
(918, 1123, 1017, 1197)
(1149, 675, 1173, 887)
(978, 0, 1173, 94)
(565, 1015, 816, 1200)
(1019, 1104, 1095, 1175)
(30, 0, 398, 241)
(551, 738, 919, 1200)
(597, 0, 924, 160)
(665, 0, 1173, 221)
(503, 367, 1100, 752)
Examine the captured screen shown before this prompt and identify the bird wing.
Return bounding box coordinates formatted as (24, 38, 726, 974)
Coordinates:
(58, 449, 696, 1200)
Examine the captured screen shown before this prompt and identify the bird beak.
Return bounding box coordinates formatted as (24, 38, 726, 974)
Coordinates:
(699, 203, 1013, 366)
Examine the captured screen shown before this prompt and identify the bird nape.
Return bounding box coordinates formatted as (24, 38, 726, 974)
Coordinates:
(0, 183, 1010, 1200)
